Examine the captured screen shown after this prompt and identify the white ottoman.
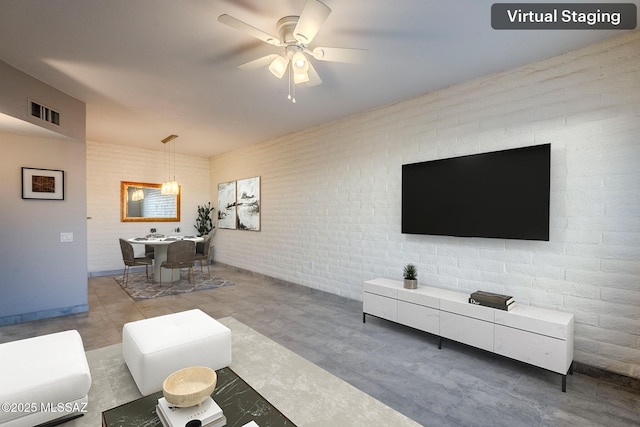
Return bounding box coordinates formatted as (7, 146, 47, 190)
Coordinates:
(0, 330, 92, 427)
(122, 309, 232, 395)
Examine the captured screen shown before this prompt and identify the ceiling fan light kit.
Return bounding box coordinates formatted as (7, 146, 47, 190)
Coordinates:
(218, 0, 367, 103)
(293, 70, 310, 84)
(268, 55, 288, 79)
(292, 51, 309, 73)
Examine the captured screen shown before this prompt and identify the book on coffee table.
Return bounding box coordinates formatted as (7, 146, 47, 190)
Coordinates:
(157, 406, 227, 427)
(157, 396, 225, 427)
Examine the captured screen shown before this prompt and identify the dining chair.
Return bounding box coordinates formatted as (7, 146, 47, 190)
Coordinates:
(195, 235, 212, 276)
(119, 238, 153, 287)
(160, 240, 196, 289)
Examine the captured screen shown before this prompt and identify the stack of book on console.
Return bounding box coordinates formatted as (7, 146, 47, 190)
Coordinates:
(156, 396, 226, 427)
(469, 290, 515, 311)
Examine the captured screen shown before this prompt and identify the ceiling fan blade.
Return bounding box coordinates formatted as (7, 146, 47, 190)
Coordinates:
(312, 47, 368, 64)
(305, 61, 322, 87)
(238, 54, 280, 70)
(293, 0, 331, 45)
(218, 14, 281, 46)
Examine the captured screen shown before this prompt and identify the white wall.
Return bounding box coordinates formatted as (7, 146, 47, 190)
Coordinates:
(1, 133, 88, 323)
(210, 31, 640, 378)
(86, 141, 211, 274)
(0, 60, 88, 325)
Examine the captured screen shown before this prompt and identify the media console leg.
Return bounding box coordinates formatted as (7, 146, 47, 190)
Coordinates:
(363, 312, 366, 323)
(438, 336, 442, 349)
(562, 374, 567, 392)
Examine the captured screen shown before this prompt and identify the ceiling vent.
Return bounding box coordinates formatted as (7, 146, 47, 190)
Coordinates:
(29, 99, 60, 126)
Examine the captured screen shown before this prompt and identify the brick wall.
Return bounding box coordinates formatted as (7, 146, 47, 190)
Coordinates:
(210, 31, 640, 378)
(86, 141, 210, 273)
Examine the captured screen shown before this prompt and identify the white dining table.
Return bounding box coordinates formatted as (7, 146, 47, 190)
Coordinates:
(128, 236, 203, 284)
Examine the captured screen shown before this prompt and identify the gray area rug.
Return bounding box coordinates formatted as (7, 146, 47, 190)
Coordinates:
(67, 317, 418, 427)
(114, 271, 234, 300)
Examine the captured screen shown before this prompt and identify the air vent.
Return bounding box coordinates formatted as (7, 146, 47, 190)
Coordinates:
(29, 100, 60, 126)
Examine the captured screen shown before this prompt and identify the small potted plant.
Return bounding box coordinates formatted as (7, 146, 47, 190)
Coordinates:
(403, 264, 418, 289)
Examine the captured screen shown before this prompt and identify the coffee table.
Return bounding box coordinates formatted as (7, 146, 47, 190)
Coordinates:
(102, 367, 296, 427)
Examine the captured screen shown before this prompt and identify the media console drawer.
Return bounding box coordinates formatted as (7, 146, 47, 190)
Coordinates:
(397, 300, 439, 335)
(362, 278, 575, 391)
(363, 292, 397, 322)
(494, 324, 572, 374)
(440, 311, 494, 352)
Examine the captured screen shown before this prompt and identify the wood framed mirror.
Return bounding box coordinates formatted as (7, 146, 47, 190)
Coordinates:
(120, 181, 180, 222)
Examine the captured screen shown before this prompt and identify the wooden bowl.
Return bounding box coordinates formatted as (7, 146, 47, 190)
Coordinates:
(162, 366, 217, 407)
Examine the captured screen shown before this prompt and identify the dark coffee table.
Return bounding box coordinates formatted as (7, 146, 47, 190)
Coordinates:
(102, 367, 296, 426)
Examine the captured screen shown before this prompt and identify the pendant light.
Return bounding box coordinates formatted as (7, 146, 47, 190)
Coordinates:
(161, 134, 179, 195)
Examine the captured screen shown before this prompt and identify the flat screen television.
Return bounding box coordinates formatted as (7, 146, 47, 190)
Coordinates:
(402, 144, 550, 241)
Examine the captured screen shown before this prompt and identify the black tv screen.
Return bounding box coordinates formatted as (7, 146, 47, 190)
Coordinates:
(402, 144, 550, 241)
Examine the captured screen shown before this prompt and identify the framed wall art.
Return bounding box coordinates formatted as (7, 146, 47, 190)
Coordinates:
(217, 181, 237, 229)
(21, 167, 64, 200)
(236, 176, 260, 231)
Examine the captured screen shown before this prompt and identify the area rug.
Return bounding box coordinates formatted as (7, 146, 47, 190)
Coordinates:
(67, 317, 419, 427)
(114, 270, 234, 300)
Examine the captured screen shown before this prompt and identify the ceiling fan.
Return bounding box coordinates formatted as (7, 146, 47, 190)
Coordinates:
(218, 0, 367, 102)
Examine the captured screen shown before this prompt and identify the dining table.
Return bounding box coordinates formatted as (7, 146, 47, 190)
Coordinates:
(128, 235, 204, 284)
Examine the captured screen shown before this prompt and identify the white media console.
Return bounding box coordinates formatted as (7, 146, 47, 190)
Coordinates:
(363, 278, 574, 391)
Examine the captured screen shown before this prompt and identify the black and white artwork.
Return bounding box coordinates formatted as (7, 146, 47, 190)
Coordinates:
(217, 181, 237, 229)
(236, 176, 260, 231)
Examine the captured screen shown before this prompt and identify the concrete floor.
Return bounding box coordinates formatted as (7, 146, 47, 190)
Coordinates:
(1, 264, 639, 426)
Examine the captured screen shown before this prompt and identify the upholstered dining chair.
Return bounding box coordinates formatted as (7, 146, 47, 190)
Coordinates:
(160, 240, 196, 289)
(119, 238, 153, 287)
(195, 235, 212, 276)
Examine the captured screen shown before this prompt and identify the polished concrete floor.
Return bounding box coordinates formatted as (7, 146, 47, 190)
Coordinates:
(1, 264, 639, 426)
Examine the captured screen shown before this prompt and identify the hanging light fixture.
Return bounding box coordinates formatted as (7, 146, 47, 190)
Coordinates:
(161, 134, 179, 195)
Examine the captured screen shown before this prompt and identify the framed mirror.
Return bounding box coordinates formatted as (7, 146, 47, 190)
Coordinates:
(120, 181, 180, 222)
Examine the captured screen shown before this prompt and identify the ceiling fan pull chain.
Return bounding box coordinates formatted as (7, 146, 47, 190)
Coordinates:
(292, 80, 296, 104)
(287, 62, 292, 101)
(288, 62, 296, 103)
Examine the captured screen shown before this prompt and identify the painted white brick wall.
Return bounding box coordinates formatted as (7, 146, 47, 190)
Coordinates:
(86, 141, 210, 273)
(210, 31, 640, 378)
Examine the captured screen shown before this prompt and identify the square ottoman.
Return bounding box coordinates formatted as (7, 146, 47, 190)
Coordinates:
(122, 309, 232, 395)
(0, 330, 92, 427)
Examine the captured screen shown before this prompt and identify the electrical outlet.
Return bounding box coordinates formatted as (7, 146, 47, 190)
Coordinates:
(60, 232, 73, 243)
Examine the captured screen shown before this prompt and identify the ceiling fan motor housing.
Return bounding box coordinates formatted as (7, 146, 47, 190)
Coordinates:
(277, 16, 301, 46)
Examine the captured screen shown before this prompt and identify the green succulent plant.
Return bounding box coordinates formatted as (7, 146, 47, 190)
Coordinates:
(403, 263, 418, 280)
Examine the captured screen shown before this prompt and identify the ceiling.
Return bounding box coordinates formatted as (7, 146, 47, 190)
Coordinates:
(0, 0, 634, 157)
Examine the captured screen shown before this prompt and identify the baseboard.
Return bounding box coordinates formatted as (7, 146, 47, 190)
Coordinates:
(573, 362, 640, 393)
(0, 304, 89, 326)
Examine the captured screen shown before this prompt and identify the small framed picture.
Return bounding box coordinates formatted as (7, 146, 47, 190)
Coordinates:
(22, 167, 65, 200)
